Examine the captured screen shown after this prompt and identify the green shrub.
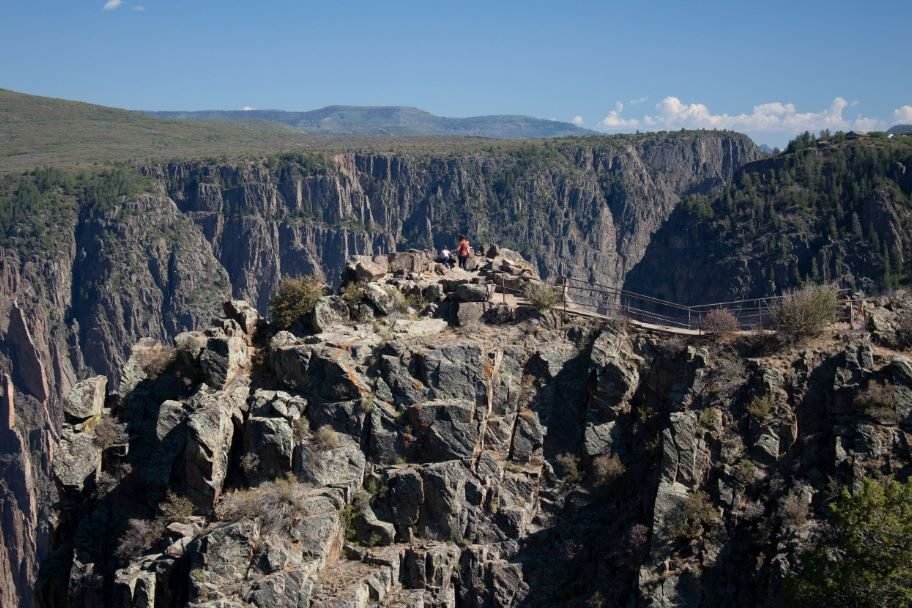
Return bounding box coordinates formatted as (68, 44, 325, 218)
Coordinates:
(270, 275, 325, 329)
(341, 281, 365, 305)
(771, 284, 839, 337)
(666, 490, 722, 541)
(524, 282, 561, 312)
(747, 394, 776, 421)
(785, 477, 912, 607)
(702, 308, 740, 334)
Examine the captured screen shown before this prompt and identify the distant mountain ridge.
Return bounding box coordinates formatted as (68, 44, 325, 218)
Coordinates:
(148, 104, 596, 138)
(888, 124, 912, 135)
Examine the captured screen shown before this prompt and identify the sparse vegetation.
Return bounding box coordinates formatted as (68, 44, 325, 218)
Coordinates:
(666, 490, 722, 542)
(555, 453, 581, 484)
(770, 284, 839, 337)
(314, 425, 340, 451)
(291, 416, 310, 444)
(134, 342, 176, 378)
(702, 308, 740, 334)
(732, 460, 757, 486)
(341, 281, 365, 306)
(240, 453, 260, 475)
(854, 380, 898, 423)
(116, 518, 165, 561)
(270, 275, 325, 330)
(216, 476, 311, 536)
(159, 491, 195, 523)
(785, 477, 912, 607)
(524, 282, 561, 312)
(746, 394, 776, 421)
(592, 455, 626, 487)
(92, 416, 128, 450)
(781, 488, 809, 527)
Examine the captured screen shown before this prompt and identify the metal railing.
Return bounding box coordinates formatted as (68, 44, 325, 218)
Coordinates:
(491, 272, 859, 333)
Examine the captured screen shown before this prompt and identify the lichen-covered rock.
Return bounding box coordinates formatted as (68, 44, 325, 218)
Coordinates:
(63, 376, 107, 421)
(53, 428, 102, 492)
(223, 299, 264, 344)
(199, 336, 248, 389)
(311, 296, 350, 333)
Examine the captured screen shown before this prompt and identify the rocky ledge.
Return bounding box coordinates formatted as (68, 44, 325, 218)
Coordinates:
(47, 251, 912, 608)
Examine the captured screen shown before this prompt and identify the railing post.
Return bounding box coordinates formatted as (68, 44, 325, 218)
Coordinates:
(687, 307, 692, 330)
(501, 274, 505, 304)
(562, 277, 568, 316)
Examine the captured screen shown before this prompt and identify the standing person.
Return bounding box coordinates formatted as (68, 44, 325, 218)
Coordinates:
(456, 235, 470, 270)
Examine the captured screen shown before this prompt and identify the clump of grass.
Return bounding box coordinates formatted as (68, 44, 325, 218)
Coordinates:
(854, 381, 898, 423)
(314, 425, 340, 451)
(555, 453, 581, 484)
(216, 476, 311, 536)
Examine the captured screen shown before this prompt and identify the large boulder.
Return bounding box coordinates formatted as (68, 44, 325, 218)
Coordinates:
(363, 283, 402, 316)
(53, 427, 102, 492)
(310, 296, 350, 333)
(223, 300, 265, 344)
(387, 251, 433, 274)
(184, 384, 249, 508)
(355, 259, 388, 282)
(199, 337, 248, 389)
(243, 417, 295, 483)
(452, 283, 489, 303)
(64, 376, 107, 421)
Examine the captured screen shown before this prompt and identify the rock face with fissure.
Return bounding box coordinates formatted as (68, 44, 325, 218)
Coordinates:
(40, 279, 912, 607)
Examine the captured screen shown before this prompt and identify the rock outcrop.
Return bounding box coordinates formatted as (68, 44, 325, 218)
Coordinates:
(42, 258, 912, 607)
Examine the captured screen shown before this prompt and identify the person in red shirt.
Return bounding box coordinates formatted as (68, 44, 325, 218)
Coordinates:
(456, 235, 470, 269)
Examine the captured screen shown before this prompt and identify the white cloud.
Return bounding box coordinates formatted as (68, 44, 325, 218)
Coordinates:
(241, 106, 255, 112)
(600, 101, 640, 129)
(602, 96, 884, 134)
(894, 105, 912, 124)
(628, 96, 649, 105)
(571, 115, 584, 126)
(103, 0, 123, 10)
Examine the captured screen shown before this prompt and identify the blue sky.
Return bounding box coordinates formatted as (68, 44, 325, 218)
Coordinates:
(2, 0, 911, 145)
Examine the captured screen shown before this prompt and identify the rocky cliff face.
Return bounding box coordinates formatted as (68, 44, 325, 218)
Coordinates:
(0, 132, 758, 606)
(42, 259, 912, 607)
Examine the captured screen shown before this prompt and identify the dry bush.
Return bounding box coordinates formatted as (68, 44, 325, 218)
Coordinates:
(524, 283, 561, 312)
(134, 343, 176, 378)
(240, 453, 260, 475)
(314, 425, 340, 451)
(116, 518, 165, 560)
(270, 275, 325, 330)
(702, 309, 740, 334)
(159, 491, 195, 523)
(292, 417, 310, 443)
(781, 488, 809, 526)
(555, 453, 581, 484)
(93, 416, 128, 450)
(216, 476, 310, 536)
(770, 284, 839, 337)
(854, 381, 898, 423)
(341, 281, 365, 306)
(624, 523, 650, 557)
(592, 455, 626, 487)
(666, 490, 722, 541)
